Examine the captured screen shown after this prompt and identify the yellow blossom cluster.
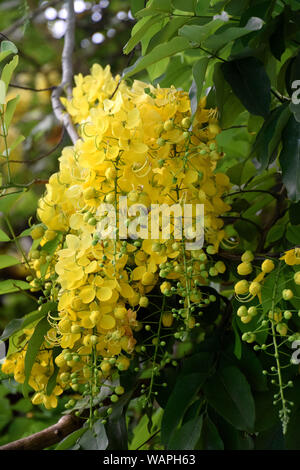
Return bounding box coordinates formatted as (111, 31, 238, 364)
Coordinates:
(2, 64, 232, 408)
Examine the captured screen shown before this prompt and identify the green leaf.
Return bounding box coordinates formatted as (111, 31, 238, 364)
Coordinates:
(157, 57, 192, 91)
(269, 12, 285, 61)
(4, 95, 20, 129)
(0, 397, 13, 432)
(161, 371, 208, 446)
(1, 55, 18, 91)
(204, 366, 256, 431)
(289, 201, 300, 225)
(146, 16, 190, 54)
(0, 190, 25, 213)
(78, 421, 108, 450)
(193, 57, 209, 101)
(0, 302, 56, 342)
(203, 18, 263, 51)
(261, 265, 286, 314)
(0, 254, 19, 269)
(9, 134, 25, 153)
(147, 57, 170, 81)
(55, 426, 88, 450)
(266, 222, 286, 245)
(287, 224, 300, 244)
(168, 415, 203, 450)
(0, 279, 30, 295)
(239, 345, 268, 392)
(1, 40, 18, 55)
(123, 15, 163, 54)
(221, 57, 271, 117)
(279, 115, 300, 202)
(253, 392, 279, 433)
(197, 415, 224, 450)
(0, 51, 15, 63)
(123, 36, 190, 78)
(136, 0, 173, 17)
(213, 62, 245, 128)
(0, 79, 6, 105)
(172, 0, 196, 12)
(130, 0, 145, 17)
(46, 347, 61, 396)
(23, 316, 51, 398)
(252, 103, 291, 170)
(105, 392, 132, 450)
(179, 19, 225, 44)
(232, 317, 242, 359)
(129, 408, 163, 450)
(0, 229, 10, 242)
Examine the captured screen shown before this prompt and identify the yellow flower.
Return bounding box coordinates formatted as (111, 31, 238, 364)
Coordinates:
(280, 248, 300, 265)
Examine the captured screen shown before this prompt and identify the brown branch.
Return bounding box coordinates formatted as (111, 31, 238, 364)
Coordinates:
(0, 414, 82, 451)
(9, 83, 56, 92)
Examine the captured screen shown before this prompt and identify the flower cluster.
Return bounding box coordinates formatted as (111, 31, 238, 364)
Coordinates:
(2, 64, 232, 409)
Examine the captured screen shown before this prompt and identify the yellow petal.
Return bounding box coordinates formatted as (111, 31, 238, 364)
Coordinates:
(99, 314, 116, 330)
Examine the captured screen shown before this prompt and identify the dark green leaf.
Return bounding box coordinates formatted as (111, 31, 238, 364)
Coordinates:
(46, 347, 61, 396)
(287, 224, 300, 244)
(239, 345, 268, 392)
(168, 415, 203, 450)
(269, 13, 285, 61)
(55, 426, 88, 450)
(130, 0, 145, 17)
(279, 115, 300, 201)
(204, 366, 255, 431)
(23, 316, 51, 398)
(232, 317, 242, 359)
(105, 392, 132, 450)
(213, 63, 244, 128)
(197, 415, 224, 450)
(252, 103, 291, 170)
(266, 222, 286, 245)
(161, 372, 208, 446)
(253, 392, 278, 432)
(289, 201, 300, 225)
(221, 57, 271, 117)
(0, 397, 13, 432)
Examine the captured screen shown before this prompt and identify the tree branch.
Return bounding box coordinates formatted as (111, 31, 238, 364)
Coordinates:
(51, 0, 79, 144)
(0, 414, 83, 450)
